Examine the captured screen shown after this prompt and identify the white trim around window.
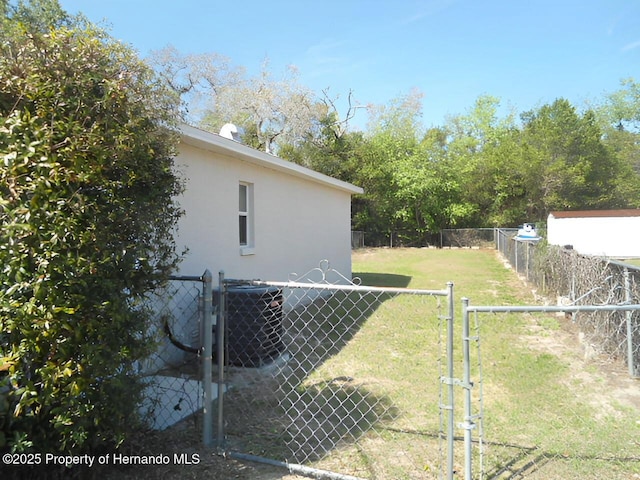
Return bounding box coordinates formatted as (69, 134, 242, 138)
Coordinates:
(239, 182, 255, 255)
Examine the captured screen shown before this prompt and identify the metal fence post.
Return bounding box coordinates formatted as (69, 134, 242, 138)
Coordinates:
(446, 282, 455, 480)
(461, 298, 473, 480)
(624, 268, 637, 377)
(202, 269, 213, 447)
(216, 271, 227, 450)
(570, 254, 576, 303)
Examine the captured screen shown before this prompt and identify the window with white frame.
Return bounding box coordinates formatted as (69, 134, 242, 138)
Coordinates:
(238, 182, 254, 253)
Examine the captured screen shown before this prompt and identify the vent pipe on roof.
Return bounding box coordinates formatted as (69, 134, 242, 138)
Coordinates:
(219, 123, 240, 142)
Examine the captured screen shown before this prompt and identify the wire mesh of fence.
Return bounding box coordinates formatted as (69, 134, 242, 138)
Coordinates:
(217, 264, 453, 479)
(351, 230, 440, 248)
(462, 302, 640, 480)
(495, 228, 640, 378)
(351, 231, 365, 249)
(440, 228, 498, 249)
(532, 249, 640, 377)
(494, 228, 536, 278)
(140, 277, 205, 433)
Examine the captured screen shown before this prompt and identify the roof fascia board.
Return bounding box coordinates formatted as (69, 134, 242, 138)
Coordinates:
(179, 123, 363, 195)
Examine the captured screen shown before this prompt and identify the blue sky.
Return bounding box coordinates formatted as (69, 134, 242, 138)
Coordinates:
(58, 0, 640, 128)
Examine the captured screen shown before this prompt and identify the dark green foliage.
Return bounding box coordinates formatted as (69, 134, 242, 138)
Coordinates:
(0, 1, 182, 458)
(284, 92, 640, 242)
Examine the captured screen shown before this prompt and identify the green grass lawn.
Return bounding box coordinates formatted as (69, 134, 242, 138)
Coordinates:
(301, 248, 640, 479)
(230, 248, 639, 479)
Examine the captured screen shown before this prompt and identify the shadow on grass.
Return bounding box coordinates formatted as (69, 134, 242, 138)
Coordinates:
(352, 272, 412, 289)
(222, 271, 435, 467)
(281, 377, 401, 462)
(468, 437, 640, 479)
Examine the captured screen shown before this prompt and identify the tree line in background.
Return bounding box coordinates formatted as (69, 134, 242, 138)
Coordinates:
(155, 49, 640, 244)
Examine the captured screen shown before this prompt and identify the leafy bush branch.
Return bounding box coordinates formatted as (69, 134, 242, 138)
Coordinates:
(0, 1, 183, 459)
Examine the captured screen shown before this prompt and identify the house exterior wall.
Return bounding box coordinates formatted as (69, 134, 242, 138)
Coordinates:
(173, 139, 358, 283)
(547, 212, 640, 258)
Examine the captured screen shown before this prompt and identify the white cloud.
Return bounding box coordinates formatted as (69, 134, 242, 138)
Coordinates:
(621, 40, 640, 52)
(399, 0, 457, 26)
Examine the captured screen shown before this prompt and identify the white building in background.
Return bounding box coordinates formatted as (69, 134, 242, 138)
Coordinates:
(175, 123, 363, 282)
(547, 209, 640, 258)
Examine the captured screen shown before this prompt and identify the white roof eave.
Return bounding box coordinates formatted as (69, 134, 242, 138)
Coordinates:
(179, 123, 364, 195)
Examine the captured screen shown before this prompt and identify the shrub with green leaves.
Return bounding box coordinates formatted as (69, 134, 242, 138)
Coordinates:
(0, 5, 183, 455)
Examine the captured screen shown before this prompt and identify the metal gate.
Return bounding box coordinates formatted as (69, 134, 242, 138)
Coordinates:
(459, 300, 640, 480)
(143, 264, 640, 479)
(213, 262, 455, 479)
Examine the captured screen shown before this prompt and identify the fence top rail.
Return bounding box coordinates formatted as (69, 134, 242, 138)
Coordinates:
(168, 274, 205, 282)
(249, 279, 450, 297)
(607, 258, 640, 272)
(441, 227, 499, 231)
(464, 303, 640, 314)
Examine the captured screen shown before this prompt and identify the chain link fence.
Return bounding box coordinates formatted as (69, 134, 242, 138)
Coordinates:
(494, 227, 640, 378)
(440, 228, 499, 249)
(353, 227, 516, 250)
(351, 230, 440, 248)
(535, 249, 640, 377)
(494, 228, 532, 277)
(129, 243, 640, 479)
(139, 274, 211, 435)
(460, 300, 640, 480)
(215, 263, 455, 479)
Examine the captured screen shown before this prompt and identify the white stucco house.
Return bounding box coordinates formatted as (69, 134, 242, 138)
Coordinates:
(547, 209, 640, 258)
(173, 123, 363, 282)
(142, 124, 363, 429)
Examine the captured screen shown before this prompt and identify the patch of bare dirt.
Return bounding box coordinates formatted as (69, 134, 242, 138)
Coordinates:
(97, 446, 309, 480)
(92, 415, 309, 480)
(499, 249, 640, 416)
(521, 310, 640, 417)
